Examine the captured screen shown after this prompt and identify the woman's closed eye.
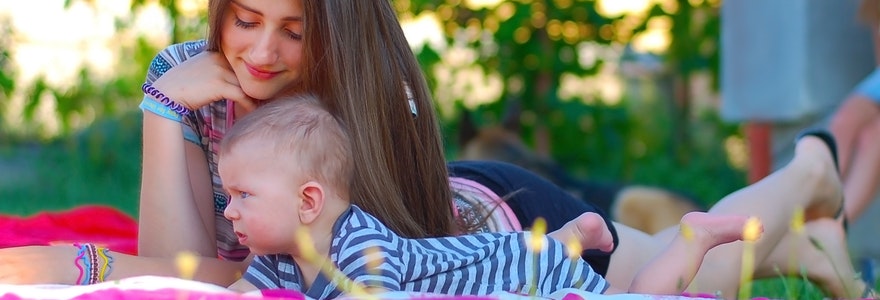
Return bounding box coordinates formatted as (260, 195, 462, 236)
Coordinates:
(233, 15, 302, 41)
(233, 16, 257, 29)
(284, 30, 302, 40)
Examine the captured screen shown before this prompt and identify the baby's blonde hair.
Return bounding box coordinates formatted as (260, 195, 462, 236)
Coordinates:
(221, 94, 354, 198)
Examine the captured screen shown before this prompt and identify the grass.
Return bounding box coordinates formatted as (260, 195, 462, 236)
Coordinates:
(0, 112, 875, 299)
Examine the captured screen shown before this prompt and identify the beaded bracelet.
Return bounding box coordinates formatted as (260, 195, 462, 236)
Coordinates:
(72, 243, 114, 285)
(86, 244, 99, 285)
(141, 83, 192, 116)
(140, 96, 183, 122)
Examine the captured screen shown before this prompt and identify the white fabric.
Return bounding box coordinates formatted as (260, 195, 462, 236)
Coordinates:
(0, 276, 710, 300)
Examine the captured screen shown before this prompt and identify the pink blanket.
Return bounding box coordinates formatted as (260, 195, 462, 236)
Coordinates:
(0, 205, 138, 255)
(0, 207, 721, 299)
(0, 276, 705, 300)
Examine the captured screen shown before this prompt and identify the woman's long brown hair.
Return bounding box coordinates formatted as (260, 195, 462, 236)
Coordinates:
(206, 0, 457, 238)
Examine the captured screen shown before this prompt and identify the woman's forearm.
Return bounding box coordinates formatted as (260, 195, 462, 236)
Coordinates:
(107, 251, 249, 286)
(139, 112, 216, 257)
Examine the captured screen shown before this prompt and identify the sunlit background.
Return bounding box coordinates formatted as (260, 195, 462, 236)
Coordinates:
(0, 0, 743, 220)
(0, 0, 701, 136)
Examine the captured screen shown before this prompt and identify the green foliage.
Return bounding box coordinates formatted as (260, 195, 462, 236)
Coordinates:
(410, 0, 734, 205)
(8, 37, 157, 138)
(445, 92, 744, 208)
(406, 0, 616, 117)
(0, 110, 142, 217)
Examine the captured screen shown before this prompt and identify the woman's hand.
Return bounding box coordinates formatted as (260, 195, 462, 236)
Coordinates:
(150, 52, 258, 112)
(0, 245, 80, 285)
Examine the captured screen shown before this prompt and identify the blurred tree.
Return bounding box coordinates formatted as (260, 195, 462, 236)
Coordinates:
(129, 0, 209, 44)
(0, 17, 15, 129)
(401, 0, 723, 173)
(404, 0, 615, 155)
(6, 0, 206, 137)
(640, 0, 721, 163)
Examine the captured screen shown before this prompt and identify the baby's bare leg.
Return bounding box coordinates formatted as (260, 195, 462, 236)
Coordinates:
(547, 212, 614, 253)
(626, 212, 757, 295)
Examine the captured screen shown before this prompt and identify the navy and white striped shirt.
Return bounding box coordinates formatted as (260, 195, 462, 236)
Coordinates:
(244, 205, 608, 299)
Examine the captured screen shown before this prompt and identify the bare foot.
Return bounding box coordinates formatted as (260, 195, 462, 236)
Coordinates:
(679, 212, 760, 250)
(547, 212, 614, 253)
(794, 135, 844, 221)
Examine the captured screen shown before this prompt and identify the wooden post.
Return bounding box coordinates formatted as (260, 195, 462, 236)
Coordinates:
(744, 122, 771, 183)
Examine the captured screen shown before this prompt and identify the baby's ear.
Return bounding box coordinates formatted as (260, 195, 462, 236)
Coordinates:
(298, 181, 324, 224)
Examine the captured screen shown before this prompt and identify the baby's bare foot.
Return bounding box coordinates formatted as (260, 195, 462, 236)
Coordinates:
(679, 212, 761, 249)
(547, 212, 614, 253)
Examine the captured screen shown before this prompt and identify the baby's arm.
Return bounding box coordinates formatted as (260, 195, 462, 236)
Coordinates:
(335, 227, 404, 293)
(231, 255, 302, 294)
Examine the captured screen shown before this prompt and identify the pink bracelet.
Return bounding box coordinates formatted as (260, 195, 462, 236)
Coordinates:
(141, 83, 193, 116)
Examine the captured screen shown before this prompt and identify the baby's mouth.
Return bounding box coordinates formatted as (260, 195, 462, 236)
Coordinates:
(235, 231, 248, 243)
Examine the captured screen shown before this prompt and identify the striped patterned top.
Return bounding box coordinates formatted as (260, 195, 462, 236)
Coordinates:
(145, 41, 522, 262)
(243, 205, 608, 299)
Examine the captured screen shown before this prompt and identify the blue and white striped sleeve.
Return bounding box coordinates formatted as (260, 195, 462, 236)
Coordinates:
(335, 227, 403, 291)
(243, 255, 284, 290)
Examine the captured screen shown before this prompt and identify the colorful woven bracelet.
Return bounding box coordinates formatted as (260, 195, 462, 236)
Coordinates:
(141, 83, 192, 116)
(96, 247, 114, 283)
(73, 243, 105, 285)
(139, 96, 183, 122)
(73, 245, 87, 285)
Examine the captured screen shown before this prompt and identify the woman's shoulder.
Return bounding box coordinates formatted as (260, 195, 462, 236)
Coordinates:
(146, 40, 208, 79)
(157, 40, 208, 60)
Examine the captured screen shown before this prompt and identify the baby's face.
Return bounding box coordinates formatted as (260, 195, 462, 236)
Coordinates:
(219, 142, 305, 255)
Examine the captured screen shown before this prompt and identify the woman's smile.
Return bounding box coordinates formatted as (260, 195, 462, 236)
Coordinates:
(245, 62, 282, 80)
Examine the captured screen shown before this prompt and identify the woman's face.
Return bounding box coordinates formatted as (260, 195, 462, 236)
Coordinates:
(220, 0, 304, 100)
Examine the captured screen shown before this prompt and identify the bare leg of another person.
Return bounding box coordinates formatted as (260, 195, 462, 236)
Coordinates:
(830, 95, 880, 221)
(757, 219, 873, 299)
(628, 212, 754, 295)
(607, 135, 848, 298)
(840, 118, 880, 221)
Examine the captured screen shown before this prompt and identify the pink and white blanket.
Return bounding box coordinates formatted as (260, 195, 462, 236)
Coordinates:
(0, 206, 712, 300)
(0, 276, 710, 300)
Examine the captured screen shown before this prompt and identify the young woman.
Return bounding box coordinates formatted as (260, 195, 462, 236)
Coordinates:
(0, 0, 869, 298)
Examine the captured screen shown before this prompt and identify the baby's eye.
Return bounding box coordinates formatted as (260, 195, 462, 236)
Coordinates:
(240, 192, 251, 199)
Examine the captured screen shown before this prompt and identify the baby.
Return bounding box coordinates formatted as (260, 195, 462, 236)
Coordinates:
(220, 94, 760, 299)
